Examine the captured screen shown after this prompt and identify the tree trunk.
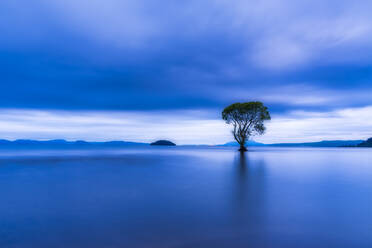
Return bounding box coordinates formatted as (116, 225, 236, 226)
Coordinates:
(239, 144, 247, 152)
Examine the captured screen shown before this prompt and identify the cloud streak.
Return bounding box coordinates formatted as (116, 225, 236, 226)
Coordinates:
(0, 107, 370, 144)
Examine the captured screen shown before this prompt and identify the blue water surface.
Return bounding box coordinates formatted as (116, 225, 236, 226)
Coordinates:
(0, 147, 371, 248)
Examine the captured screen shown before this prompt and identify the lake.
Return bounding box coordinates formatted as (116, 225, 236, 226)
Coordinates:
(0, 147, 371, 248)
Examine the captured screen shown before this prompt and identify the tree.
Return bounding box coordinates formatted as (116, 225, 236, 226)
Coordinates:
(222, 101, 271, 152)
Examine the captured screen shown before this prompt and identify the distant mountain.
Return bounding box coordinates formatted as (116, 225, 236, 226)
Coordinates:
(0, 139, 148, 149)
(267, 140, 364, 147)
(150, 140, 176, 146)
(357, 138, 372, 147)
(219, 140, 364, 147)
(0, 139, 367, 149)
(220, 140, 266, 147)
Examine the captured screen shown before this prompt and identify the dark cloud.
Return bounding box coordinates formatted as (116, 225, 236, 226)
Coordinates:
(1, 0, 372, 112)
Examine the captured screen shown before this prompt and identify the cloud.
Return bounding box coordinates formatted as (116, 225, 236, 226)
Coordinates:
(259, 106, 372, 143)
(252, 37, 310, 70)
(215, 83, 372, 111)
(0, 107, 371, 144)
(0, 0, 372, 113)
(0, 109, 230, 145)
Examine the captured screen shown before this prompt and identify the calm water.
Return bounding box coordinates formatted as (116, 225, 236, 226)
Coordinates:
(0, 147, 371, 248)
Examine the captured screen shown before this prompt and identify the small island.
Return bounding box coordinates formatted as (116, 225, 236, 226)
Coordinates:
(150, 140, 176, 146)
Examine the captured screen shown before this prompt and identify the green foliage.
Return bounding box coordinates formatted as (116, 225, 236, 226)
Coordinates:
(222, 101, 270, 151)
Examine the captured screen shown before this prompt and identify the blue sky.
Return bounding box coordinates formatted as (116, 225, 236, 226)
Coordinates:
(0, 0, 371, 144)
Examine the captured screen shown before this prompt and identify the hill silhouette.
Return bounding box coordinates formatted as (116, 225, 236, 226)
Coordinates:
(357, 138, 372, 147)
(150, 140, 176, 146)
(219, 140, 364, 147)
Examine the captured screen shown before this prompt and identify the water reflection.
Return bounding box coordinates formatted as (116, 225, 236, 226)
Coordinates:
(232, 152, 267, 230)
(0, 147, 372, 248)
(233, 152, 249, 216)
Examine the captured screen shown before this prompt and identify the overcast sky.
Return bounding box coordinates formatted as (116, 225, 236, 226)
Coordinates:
(1, 0, 371, 144)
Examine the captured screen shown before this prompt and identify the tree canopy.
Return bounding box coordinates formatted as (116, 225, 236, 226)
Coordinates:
(222, 101, 270, 151)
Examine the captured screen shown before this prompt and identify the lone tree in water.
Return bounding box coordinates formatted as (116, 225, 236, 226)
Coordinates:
(222, 101, 270, 152)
